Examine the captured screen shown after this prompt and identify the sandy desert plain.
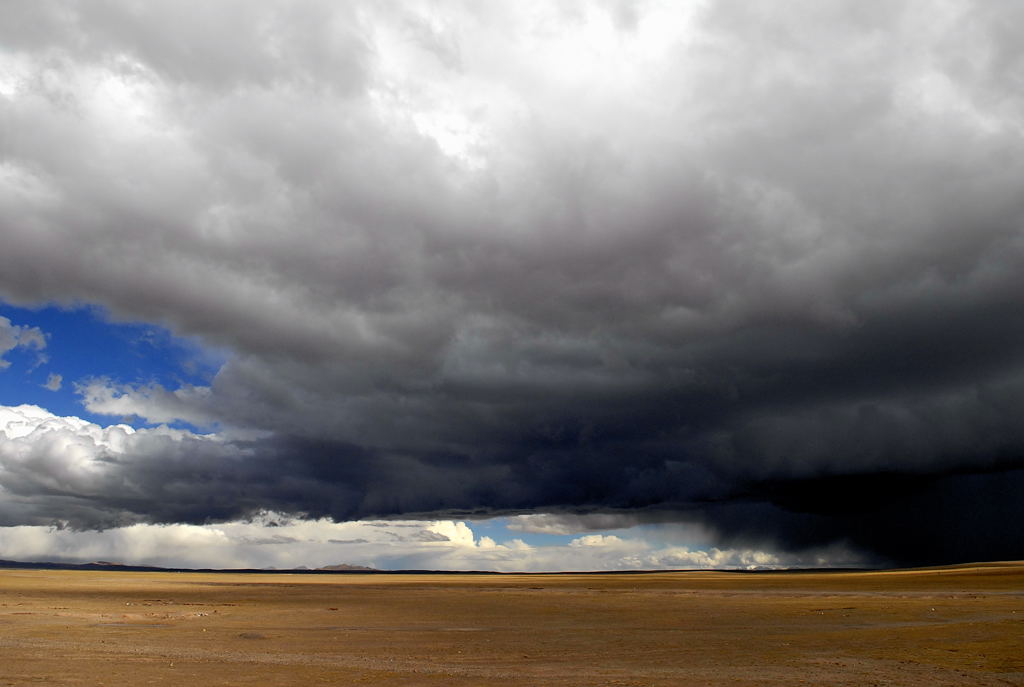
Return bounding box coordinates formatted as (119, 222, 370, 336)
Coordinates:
(0, 562, 1021, 686)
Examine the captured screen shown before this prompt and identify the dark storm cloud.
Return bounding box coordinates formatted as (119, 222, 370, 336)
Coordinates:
(1, 1, 1023, 565)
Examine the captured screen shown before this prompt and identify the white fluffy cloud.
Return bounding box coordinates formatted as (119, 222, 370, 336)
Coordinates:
(570, 534, 625, 547)
(0, 316, 46, 369)
(0, 404, 252, 528)
(0, 512, 863, 572)
(77, 379, 215, 427)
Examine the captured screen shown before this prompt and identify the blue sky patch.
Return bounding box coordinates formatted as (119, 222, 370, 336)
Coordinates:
(0, 301, 225, 430)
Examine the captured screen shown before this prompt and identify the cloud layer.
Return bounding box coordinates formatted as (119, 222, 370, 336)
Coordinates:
(0, 510, 861, 572)
(2, 1, 1023, 565)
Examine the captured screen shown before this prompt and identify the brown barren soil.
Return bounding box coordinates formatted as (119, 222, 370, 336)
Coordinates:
(1, 562, 1022, 686)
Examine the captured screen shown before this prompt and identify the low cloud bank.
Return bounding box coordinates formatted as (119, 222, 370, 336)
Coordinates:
(0, 511, 863, 572)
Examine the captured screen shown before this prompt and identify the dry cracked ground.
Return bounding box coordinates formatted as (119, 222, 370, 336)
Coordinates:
(1, 562, 1022, 686)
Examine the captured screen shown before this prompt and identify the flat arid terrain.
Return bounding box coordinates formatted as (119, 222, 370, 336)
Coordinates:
(1, 563, 1021, 686)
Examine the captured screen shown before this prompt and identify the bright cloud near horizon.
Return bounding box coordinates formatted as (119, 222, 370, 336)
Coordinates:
(1, 1, 1023, 570)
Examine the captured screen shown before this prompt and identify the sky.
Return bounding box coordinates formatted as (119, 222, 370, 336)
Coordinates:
(0, 0, 1022, 571)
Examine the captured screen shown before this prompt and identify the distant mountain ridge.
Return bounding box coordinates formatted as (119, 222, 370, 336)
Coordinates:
(0, 558, 384, 574)
(319, 563, 377, 571)
(0, 557, 893, 575)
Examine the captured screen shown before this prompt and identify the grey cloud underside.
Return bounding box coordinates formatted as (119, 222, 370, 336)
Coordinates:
(1, 1, 1023, 565)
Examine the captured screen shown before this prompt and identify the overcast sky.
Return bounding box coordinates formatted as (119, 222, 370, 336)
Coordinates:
(1, 0, 1022, 570)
